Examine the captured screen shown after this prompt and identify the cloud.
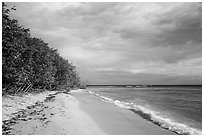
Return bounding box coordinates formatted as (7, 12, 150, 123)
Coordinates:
(6, 2, 202, 84)
(88, 69, 201, 85)
(114, 3, 201, 46)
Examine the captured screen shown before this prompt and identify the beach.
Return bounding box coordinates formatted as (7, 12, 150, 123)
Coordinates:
(2, 2, 202, 135)
(74, 90, 175, 135)
(3, 89, 176, 135)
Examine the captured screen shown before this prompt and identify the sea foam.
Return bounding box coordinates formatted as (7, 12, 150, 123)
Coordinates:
(87, 90, 202, 135)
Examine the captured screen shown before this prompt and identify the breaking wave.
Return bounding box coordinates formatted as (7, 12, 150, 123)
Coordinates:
(88, 91, 202, 135)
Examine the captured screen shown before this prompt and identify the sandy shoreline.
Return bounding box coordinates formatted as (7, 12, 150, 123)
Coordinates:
(74, 90, 175, 135)
(2, 89, 176, 135)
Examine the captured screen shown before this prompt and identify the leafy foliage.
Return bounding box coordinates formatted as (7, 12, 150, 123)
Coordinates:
(2, 3, 82, 95)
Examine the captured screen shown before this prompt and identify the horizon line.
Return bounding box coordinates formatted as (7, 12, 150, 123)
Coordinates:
(86, 84, 202, 86)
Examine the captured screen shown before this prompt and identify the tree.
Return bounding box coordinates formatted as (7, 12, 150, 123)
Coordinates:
(2, 3, 82, 95)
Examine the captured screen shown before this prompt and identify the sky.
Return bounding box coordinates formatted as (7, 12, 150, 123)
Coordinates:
(6, 2, 202, 85)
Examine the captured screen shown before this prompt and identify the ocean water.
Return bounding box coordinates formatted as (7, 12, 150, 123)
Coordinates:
(86, 85, 202, 135)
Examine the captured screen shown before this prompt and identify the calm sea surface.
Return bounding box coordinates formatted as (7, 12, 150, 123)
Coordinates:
(86, 85, 202, 135)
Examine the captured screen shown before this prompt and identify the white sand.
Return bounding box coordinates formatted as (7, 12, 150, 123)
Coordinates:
(8, 92, 105, 135)
(3, 89, 175, 135)
(2, 91, 58, 121)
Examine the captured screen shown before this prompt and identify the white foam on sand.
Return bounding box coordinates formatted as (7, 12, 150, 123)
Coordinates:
(87, 90, 202, 135)
(70, 89, 84, 93)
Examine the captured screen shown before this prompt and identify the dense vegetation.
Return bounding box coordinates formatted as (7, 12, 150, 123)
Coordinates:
(2, 3, 82, 95)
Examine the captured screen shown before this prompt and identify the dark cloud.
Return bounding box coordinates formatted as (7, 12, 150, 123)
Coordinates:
(116, 3, 201, 47)
(6, 2, 202, 85)
(155, 3, 202, 47)
(61, 2, 117, 16)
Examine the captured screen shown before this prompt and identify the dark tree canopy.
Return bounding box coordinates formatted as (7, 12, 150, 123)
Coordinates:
(2, 3, 82, 95)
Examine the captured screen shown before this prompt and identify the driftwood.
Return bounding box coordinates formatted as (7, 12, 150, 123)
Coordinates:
(14, 84, 25, 95)
(24, 84, 33, 93)
(16, 85, 23, 93)
(14, 82, 33, 95)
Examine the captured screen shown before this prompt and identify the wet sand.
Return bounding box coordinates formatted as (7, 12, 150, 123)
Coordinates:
(3, 90, 176, 135)
(73, 91, 175, 135)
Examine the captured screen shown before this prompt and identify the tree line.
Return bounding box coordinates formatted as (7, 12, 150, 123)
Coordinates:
(2, 3, 82, 95)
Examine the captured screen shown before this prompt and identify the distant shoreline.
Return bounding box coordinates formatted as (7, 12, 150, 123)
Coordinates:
(86, 84, 202, 87)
